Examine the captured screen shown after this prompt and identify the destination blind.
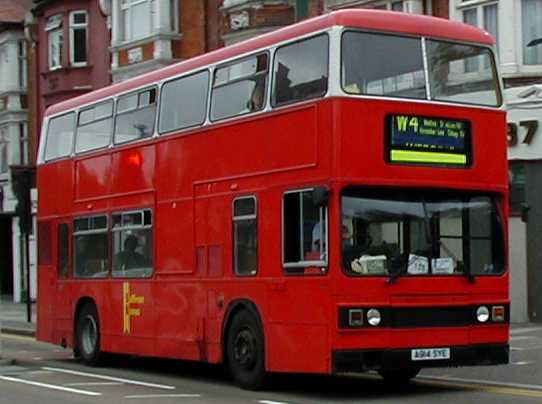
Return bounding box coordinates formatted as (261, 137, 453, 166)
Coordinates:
(387, 114, 471, 167)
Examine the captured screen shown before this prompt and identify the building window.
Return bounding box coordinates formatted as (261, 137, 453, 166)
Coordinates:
(18, 41, 27, 88)
(459, 1, 498, 71)
(283, 189, 328, 273)
(0, 127, 8, 174)
(121, 0, 156, 42)
(19, 123, 28, 165)
(522, 0, 542, 65)
(509, 162, 526, 214)
(70, 11, 88, 66)
(46, 14, 63, 70)
(233, 197, 258, 276)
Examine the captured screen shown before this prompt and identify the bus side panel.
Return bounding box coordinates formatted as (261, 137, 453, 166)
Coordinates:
(266, 279, 331, 373)
(74, 155, 111, 201)
(36, 264, 55, 342)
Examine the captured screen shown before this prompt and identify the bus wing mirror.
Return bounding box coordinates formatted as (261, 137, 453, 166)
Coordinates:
(312, 186, 330, 207)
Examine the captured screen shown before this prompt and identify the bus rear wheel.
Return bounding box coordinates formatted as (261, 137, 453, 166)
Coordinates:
(378, 368, 420, 384)
(76, 303, 103, 366)
(226, 310, 266, 390)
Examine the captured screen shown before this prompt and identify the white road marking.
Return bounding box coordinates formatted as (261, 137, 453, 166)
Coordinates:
(32, 357, 42, 360)
(125, 394, 201, 399)
(0, 334, 34, 341)
(510, 336, 537, 341)
(512, 361, 534, 366)
(64, 382, 124, 386)
(0, 375, 101, 396)
(510, 327, 542, 335)
(258, 401, 294, 404)
(42, 366, 176, 390)
(419, 375, 542, 391)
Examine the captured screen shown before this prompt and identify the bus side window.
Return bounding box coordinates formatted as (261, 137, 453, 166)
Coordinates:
(58, 223, 70, 279)
(211, 53, 268, 121)
(114, 88, 157, 144)
(112, 210, 153, 278)
(272, 34, 329, 107)
(75, 100, 114, 153)
(159, 70, 209, 134)
(233, 196, 257, 276)
(283, 189, 328, 273)
(44, 112, 75, 161)
(73, 215, 109, 278)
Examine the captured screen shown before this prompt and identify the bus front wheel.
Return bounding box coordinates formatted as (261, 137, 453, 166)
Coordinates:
(378, 368, 420, 384)
(226, 310, 266, 390)
(76, 303, 103, 366)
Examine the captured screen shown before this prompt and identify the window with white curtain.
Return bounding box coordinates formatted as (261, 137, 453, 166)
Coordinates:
(522, 0, 542, 65)
(121, 0, 156, 42)
(46, 14, 63, 70)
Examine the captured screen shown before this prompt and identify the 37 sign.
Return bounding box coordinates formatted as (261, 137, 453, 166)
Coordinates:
(508, 120, 538, 147)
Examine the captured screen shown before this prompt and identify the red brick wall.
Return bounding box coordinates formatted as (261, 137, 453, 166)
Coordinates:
(173, 0, 206, 59)
(432, 0, 449, 19)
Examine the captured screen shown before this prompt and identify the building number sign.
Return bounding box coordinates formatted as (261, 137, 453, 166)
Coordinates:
(508, 120, 538, 147)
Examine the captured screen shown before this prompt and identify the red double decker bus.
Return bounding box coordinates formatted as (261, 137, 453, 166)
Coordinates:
(36, 9, 509, 389)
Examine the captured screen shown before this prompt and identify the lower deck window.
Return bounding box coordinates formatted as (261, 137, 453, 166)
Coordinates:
(283, 189, 328, 272)
(74, 215, 108, 278)
(112, 210, 153, 278)
(233, 196, 257, 276)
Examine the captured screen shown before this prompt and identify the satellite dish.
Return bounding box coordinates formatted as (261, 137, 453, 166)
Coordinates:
(98, 0, 112, 16)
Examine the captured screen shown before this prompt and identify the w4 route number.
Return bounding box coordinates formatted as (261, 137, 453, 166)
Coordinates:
(508, 120, 538, 147)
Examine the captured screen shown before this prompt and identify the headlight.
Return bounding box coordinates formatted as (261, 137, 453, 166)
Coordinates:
(367, 309, 381, 326)
(476, 306, 490, 323)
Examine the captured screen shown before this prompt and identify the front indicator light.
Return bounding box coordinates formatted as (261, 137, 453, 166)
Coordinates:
(492, 305, 505, 322)
(477, 306, 490, 323)
(367, 309, 381, 326)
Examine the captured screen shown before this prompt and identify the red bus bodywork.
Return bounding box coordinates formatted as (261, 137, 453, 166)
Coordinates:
(37, 10, 508, 382)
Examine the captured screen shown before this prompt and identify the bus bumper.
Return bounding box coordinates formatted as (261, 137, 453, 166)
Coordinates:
(332, 343, 509, 373)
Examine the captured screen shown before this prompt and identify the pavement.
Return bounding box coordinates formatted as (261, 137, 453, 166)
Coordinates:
(0, 296, 36, 337)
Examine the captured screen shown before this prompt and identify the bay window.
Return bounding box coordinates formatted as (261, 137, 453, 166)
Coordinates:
(522, 0, 542, 65)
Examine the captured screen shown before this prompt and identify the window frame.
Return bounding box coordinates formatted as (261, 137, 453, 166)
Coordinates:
(69, 10, 88, 67)
(210, 51, 270, 122)
(271, 33, 330, 108)
(44, 111, 76, 162)
(232, 195, 258, 277)
(282, 187, 329, 273)
(114, 86, 158, 145)
(75, 99, 114, 154)
(111, 208, 154, 279)
(73, 214, 109, 279)
(48, 27, 63, 71)
(158, 69, 210, 134)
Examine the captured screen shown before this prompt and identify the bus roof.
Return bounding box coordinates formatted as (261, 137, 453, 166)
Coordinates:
(45, 9, 494, 117)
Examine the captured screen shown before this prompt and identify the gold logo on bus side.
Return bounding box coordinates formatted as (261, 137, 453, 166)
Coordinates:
(123, 282, 144, 334)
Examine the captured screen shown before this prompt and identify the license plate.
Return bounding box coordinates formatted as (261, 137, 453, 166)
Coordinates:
(411, 348, 450, 361)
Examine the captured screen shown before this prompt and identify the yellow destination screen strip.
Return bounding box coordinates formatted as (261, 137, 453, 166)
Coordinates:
(391, 150, 467, 165)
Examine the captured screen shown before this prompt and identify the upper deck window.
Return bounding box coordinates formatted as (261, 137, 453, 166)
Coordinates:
(75, 100, 113, 153)
(45, 112, 75, 161)
(272, 35, 329, 107)
(211, 53, 268, 121)
(114, 87, 157, 144)
(426, 40, 501, 107)
(159, 70, 209, 133)
(341, 31, 501, 107)
(341, 32, 426, 100)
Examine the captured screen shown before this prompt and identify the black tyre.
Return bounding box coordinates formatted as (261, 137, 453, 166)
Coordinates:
(378, 367, 420, 384)
(76, 303, 103, 366)
(226, 310, 266, 390)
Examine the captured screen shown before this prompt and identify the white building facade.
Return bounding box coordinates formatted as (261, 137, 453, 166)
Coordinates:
(0, 26, 34, 302)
